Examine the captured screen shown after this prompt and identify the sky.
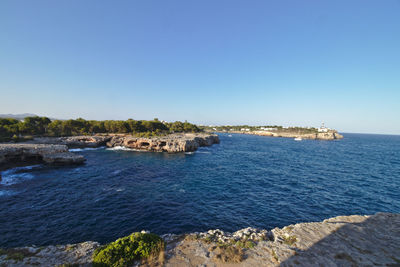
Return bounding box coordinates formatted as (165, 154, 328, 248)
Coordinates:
(1, 1, 399, 134)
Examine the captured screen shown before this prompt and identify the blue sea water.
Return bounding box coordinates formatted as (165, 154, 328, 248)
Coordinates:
(0, 133, 399, 247)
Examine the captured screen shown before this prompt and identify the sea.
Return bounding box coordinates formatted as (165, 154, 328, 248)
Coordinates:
(0, 133, 399, 247)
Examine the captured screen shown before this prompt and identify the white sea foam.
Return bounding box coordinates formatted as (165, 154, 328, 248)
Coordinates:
(106, 146, 134, 151)
(69, 147, 105, 152)
(185, 152, 195, 155)
(1, 168, 37, 186)
(0, 169, 35, 186)
(106, 146, 148, 152)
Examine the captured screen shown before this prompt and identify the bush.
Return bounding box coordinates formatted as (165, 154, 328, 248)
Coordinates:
(92, 232, 164, 267)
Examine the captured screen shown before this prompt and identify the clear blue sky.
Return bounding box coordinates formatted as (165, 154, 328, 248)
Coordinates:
(1, 0, 399, 134)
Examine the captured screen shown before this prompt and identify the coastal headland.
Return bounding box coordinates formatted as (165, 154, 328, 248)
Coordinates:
(203, 125, 344, 140)
(233, 130, 343, 140)
(0, 133, 220, 172)
(0, 213, 398, 266)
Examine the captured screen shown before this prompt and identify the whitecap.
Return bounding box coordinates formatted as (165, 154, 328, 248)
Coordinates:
(69, 148, 83, 152)
(106, 146, 148, 152)
(106, 146, 134, 151)
(185, 152, 195, 155)
(69, 146, 105, 152)
(1, 170, 36, 186)
(112, 169, 122, 175)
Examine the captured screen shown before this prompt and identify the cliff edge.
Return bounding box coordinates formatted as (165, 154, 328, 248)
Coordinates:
(1, 212, 398, 266)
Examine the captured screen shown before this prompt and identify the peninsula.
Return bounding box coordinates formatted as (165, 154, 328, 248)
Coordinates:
(0, 116, 219, 171)
(203, 124, 343, 140)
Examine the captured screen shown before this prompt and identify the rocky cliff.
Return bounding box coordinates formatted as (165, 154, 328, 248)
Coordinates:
(1, 213, 398, 266)
(26, 136, 112, 148)
(107, 133, 220, 152)
(0, 144, 85, 170)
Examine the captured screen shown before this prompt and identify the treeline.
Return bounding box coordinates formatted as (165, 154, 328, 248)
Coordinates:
(0, 116, 201, 141)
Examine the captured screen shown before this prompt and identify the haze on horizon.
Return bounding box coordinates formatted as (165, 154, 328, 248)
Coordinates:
(1, 1, 399, 135)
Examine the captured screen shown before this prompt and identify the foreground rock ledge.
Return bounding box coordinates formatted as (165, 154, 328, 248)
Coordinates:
(1, 213, 398, 266)
(0, 144, 85, 170)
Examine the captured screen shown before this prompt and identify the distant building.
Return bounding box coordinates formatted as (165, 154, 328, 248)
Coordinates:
(318, 123, 329, 133)
(240, 128, 250, 132)
(260, 127, 276, 131)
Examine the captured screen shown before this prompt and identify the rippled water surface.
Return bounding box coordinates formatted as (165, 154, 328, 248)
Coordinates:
(1, 133, 400, 247)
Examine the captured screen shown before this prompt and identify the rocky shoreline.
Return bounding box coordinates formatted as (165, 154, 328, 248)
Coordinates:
(0, 144, 85, 171)
(106, 133, 220, 153)
(1, 213, 398, 266)
(25, 133, 220, 153)
(226, 130, 344, 140)
(0, 133, 220, 172)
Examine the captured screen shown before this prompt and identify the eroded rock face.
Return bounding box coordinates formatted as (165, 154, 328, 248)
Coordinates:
(27, 136, 112, 148)
(0, 144, 85, 169)
(107, 133, 220, 152)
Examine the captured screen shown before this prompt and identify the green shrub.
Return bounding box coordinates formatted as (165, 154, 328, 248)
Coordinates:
(92, 232, 164, 267)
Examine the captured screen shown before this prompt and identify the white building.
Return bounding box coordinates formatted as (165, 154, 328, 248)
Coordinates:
(318, 123, 330, 133)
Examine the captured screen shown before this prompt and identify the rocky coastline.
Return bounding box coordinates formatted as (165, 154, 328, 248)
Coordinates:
(25, 133, 220, 152)
(0, 212, 398, 266)
(226, 130, 344, 140)
(106, 133, 220, 153)
(0, 144, 85, 171)
(0, 133, 219, 173)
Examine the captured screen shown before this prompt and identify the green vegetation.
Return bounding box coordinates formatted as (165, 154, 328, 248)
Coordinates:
(0, 116, 201, 142)
(235, 240, 256, 249)
(282, 235, 297, 246)
(92, 232, 164, 267)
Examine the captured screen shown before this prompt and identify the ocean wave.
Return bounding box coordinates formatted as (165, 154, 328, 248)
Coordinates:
(1, 171, 35, 186)
(0, 190, 16, 197)
(0, 165, 42, 186)
(69, 146, 105, 152)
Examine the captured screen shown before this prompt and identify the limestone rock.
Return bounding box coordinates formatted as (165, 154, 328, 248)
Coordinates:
(0, 144, 85, 169)
(1, 213, 399, 266)
(107, 133, 220, 153)
(27, 136, 111, 148)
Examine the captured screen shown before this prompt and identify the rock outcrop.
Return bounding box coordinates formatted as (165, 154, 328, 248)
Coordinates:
(1, 213, 399, 266)
(0, 144, 85, 170)
(27, 136, 111, 148)
(107, 133, 220, 152)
